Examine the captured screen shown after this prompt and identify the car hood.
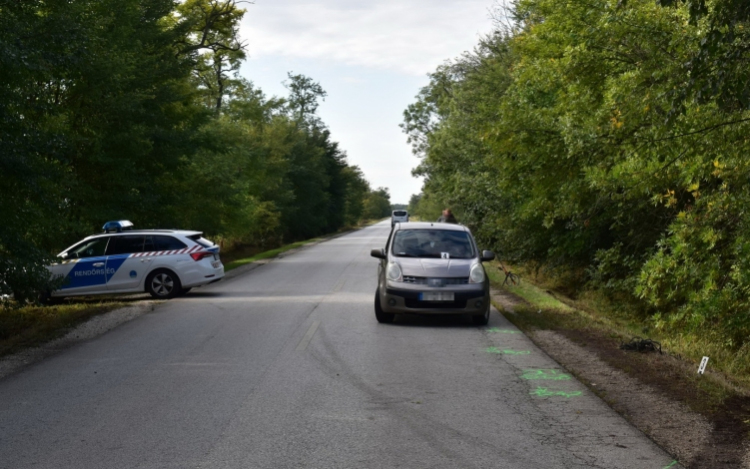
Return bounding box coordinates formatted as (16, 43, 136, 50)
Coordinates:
(396, 257, 475, 277)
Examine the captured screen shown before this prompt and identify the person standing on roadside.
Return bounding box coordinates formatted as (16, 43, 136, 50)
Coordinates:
(437, 208, 457, 224)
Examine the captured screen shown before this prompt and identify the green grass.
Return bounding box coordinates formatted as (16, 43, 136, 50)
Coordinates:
(0, 301, 127, 357)
(486, 264, 574, 312)
(224, 238, 323, 271)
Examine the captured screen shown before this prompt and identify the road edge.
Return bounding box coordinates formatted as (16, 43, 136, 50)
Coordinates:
(0, 301, 157, 381)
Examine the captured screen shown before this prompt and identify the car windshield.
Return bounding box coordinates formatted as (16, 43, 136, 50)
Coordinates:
(393, 211, 407, 217)
(392, 229, 475, 259)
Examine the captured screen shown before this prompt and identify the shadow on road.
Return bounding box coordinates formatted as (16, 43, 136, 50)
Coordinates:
(389, 313, 481, 328)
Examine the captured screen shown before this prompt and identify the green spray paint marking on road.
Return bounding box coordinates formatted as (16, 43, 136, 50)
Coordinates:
(486, 347, 531, 355)
(522, 369, 571, 381)
(530, 387, 582, 398)
(662, 461, 677, 469)
(486, 328, 521, 334)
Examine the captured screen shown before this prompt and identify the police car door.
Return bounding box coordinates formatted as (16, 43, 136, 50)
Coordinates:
(53, 237, 111, 295)
(104, 235, 147, 292)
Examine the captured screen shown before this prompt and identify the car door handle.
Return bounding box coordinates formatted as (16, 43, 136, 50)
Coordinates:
(92, 262, 105, 267)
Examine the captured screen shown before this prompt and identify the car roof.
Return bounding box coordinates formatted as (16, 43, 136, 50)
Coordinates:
(81, 230, 202, 240)
(393, 222, 468, 232)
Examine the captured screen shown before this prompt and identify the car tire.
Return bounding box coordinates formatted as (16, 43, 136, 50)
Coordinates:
(146, 269, 182, 299)
(472, 304, 491, 326)
(374, 290, 395, 324)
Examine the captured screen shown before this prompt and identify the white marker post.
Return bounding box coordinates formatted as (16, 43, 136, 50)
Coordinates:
(698, 356, 709, 375)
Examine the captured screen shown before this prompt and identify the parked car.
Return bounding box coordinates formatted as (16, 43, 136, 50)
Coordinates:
(391, 210, 409, 227)
(370, 222, 495, 324)
(45, 220, 224, 300)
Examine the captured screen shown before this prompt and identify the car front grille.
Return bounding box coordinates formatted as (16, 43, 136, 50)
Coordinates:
(404, 299, 468, 309)
(402, 276, 469, 285)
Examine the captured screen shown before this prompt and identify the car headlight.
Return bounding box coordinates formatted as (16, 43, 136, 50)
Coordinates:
(386, 262, 403, 282)
(469, 263, 485, 284)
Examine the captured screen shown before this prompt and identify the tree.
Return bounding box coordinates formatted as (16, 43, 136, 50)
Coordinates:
(363, 188, 392, 220)
(177, 0, 248, 111)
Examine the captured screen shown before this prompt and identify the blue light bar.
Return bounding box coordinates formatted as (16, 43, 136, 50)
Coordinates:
(102, 220, 134, 233)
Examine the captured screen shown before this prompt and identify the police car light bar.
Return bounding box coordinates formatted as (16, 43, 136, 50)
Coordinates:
(102, 220, 134, 233)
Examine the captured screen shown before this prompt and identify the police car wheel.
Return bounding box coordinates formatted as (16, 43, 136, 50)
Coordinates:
(146, 269, 181, 299)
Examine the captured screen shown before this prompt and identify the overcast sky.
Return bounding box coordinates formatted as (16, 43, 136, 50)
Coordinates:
(238, 0, 497, 204)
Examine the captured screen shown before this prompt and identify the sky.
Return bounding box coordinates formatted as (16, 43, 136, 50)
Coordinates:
(238, 0, 497, 204)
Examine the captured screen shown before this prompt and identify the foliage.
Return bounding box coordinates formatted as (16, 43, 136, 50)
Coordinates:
(405, 0, 750, 348)
(363, 187, 392, 220)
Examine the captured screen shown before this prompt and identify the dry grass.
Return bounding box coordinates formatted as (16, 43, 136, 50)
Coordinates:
(0, 300, 128, 357)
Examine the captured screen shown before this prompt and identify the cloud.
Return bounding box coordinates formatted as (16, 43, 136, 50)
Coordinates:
(240, 0, 496, 76)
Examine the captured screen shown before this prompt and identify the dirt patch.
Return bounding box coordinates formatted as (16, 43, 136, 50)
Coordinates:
(491, 288, 750, 468)
(490, 287, 528, 313)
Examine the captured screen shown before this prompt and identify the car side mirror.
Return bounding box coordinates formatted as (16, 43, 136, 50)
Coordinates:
(370, 248, 386, 259)
(481, 250, 495, 262)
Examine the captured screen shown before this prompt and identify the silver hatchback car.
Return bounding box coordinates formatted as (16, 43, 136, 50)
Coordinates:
(371, 222, 495, 324)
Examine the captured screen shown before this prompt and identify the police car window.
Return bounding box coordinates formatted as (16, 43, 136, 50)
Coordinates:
(187, 234, 214, 248)
(106, 236, 146, 255)
(145, 236, 187, 251)
(69, 238, 110, 259)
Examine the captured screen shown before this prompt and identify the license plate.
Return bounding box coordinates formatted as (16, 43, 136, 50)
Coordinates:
(420, 292, 454, 301)
(211, 260, 221, 268)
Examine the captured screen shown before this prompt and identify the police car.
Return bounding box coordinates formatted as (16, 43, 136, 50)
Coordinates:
(46, 221, 224, 299)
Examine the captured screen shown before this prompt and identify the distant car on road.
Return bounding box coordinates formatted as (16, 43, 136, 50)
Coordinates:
(45, 221, 224, 300)
(370, 222, 495, 324)
(391, 210, 409, 227)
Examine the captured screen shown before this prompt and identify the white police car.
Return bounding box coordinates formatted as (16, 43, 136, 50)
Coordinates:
(46, 221, 224, 299)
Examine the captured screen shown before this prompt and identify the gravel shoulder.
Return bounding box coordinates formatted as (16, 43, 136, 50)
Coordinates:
(491, 288, 750, 469)
(0, 301, 157, 381)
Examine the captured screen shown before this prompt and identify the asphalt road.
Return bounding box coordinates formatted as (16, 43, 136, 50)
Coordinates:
(0, 221, 680, 469)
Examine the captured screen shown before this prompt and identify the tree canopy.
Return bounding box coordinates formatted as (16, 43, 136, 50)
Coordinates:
(406, 0, 750, 350)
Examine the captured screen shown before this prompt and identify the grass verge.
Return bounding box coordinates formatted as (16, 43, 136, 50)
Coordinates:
(223, 239, 323, 272)
(0, 300, 128, 357)
(486, 260, 750, 461)
(488, 261, 750, 391)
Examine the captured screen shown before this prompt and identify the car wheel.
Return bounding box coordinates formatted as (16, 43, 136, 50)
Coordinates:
(472, 304, 491, 326)
(374, 290, 395, 324)
(146, 269, 182, 299)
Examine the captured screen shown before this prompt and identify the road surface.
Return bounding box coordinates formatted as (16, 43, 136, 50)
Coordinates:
(0, 221, 679, 468)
